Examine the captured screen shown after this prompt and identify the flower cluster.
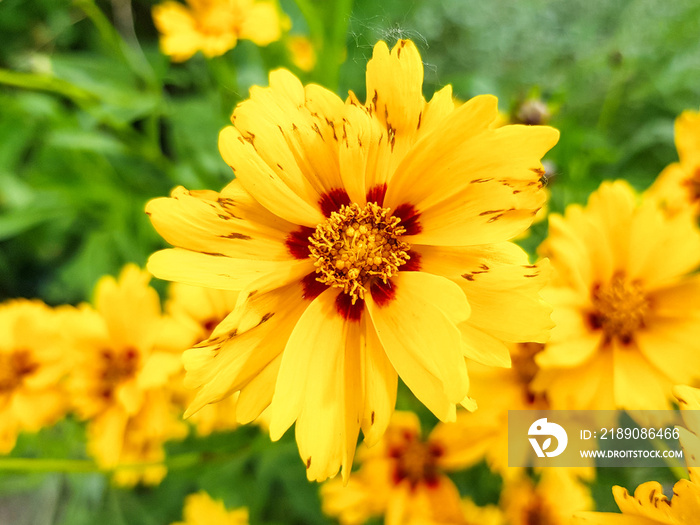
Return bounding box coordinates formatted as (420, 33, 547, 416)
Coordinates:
(5, 21, 700, 523)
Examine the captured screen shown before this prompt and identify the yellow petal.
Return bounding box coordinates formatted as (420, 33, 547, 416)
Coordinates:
(238, 1, 283, 46)
(612, 343, 672, 410)
(361, 319, 398, 446)
(184, 282, 306, 416)
(572, 513, 659, 524)
(236, 353, 281, 424)
(138, 352, 183, 389)
(146, 186, 294, 261)
(147, 248, 312, 294)
(627, 199, 700, 289)
(268, 288, 361, 481)
(365, 40, 424, 137)
(94, 265, 161, 350)
(365, 272, 469, 420)
(636, 315, 700, 386)
(296, 320, 363, 481)
(459, 324, 511, 367)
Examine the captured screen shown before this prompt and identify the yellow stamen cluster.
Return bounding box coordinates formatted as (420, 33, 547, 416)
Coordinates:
(0, 350, 37, 393)
(308, 202, 410, 303)
(393, 437, 441, 485)
(590, 274, 649, 343)
(99, 347, 140, 398)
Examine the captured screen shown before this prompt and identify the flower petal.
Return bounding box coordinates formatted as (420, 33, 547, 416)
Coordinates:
(613, 343, 672, 410)
(183, 282, 307, 416)
(146, 185, 295, 261)
(148, 248, 312, 294)
(360, 318, 398, 447)
(366, 272, 469, 420)
(268, 288, 362, 481)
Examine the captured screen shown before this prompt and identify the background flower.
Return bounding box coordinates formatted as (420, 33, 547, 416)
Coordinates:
(533, 180, 700, 410)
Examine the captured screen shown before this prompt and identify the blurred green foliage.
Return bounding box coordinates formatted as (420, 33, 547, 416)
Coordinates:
(1, 0, 699, 523)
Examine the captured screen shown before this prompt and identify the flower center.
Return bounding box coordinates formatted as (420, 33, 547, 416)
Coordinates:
(308, 202, 410, 304)
(0, 349, 38, 393)
(389, 431, 443, 487)
(589, 275, 649, 344)
(682, 168, 700, 203)
(99, 347, 140, 398)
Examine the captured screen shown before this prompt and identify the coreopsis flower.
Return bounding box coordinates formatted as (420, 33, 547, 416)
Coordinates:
(573, 385, 700, 525)
(286, 35, 316, 72)
(65, 264, 189, 483)
(152, 0, 287, 62)
(647, 109, 700, 217)
(433, 344, 595, 482)
(430, 343, 548, 477)
(573, 482, 700, 525)
(0, 300, 68, 453)
(532, 180, 700, 410)
(321, 412, 498, 525)
(147, 39, 558, 480)
(172, 491, 249, 525)
(502, 470, 592, 525)
(92, 390, 188, 486)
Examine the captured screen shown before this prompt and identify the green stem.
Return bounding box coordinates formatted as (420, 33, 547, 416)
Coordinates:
(72, 0, 158, 90)
(0, 449, 248, 474)
(0, 68, 97, 105)
(207, 55, 240, 117)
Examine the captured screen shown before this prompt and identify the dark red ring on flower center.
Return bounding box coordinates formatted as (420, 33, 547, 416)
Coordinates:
(285, 226, 314, 260)
(335, 293, 364, 322)
(370, 279, 396, 307)
(319, 188, 351, 217)
(392, 203, 422, 236)
(366, 183, 388, 206)
(301, 272, 328, 301)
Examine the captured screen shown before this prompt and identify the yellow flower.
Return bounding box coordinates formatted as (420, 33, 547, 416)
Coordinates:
(321, 411, 498, 525)
(532, 180, 700, 410)
(286, 35, 316, 72)
(172, 491, 249, 525)
(146, 39, 558, 481)
(647, 109, 700, 217)
(574, 385, 700, 525)
(90, 390, 188, 486)
(152, 0, 287, 62)
(502, 470, 592, 525)
(430, 343, 549, 477)
(573, 482, 700, 525)
(65, 264, 188, 483)
(0, 299, 68, 453)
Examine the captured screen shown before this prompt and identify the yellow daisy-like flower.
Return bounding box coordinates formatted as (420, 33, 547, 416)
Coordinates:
(647, 109, 700, 217)
(65, 264, 189, 483)
(502, 470, 592, 525)
(0, 299, 68, 453)
(93, 390, 188, 486)
(532, 180, 700, 410)
(286, 35, 316, 73)
(430, 343, 548, 477)
(147, 39, 559, 480)
(573, 385, 700, 525)
(152, 0, 286, 62)
(321, 411, 494, 525)
(172, 491, 249, 525)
